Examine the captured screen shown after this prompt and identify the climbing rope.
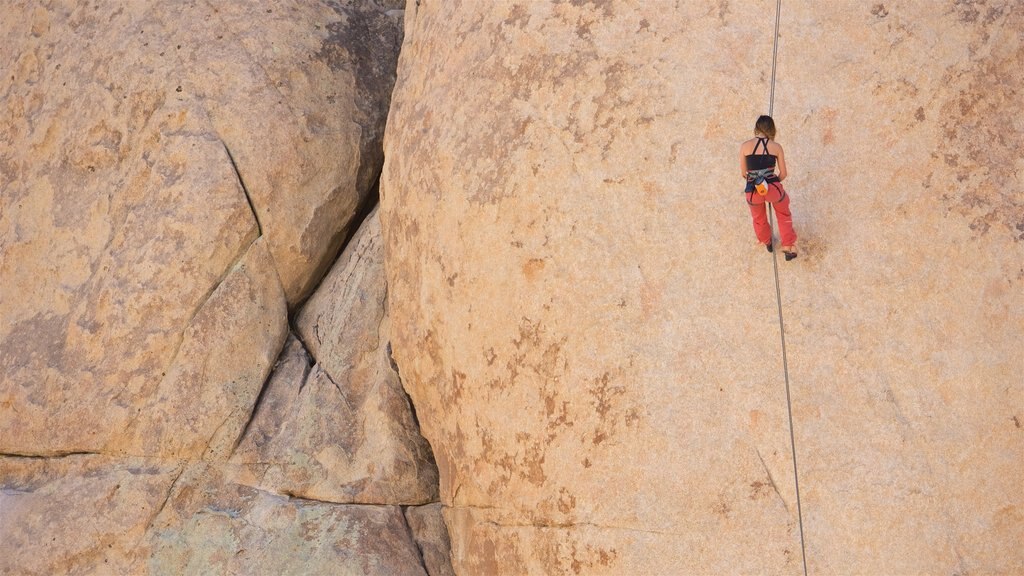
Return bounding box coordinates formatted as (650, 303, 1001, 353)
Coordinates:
(765, 1, 809, 575)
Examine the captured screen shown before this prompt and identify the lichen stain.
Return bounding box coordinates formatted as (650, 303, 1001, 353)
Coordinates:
(522, 257, 545, 281)
(536, 533, 619, 575)
(0, 312, 69, 374)
(936, 11, 1023, 243)
(587, 371, 639, 446)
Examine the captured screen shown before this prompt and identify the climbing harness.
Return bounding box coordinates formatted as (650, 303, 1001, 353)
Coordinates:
(745, 137, 780, 200)
(750, 169, 774, 196)
(764, 2, 809, 575)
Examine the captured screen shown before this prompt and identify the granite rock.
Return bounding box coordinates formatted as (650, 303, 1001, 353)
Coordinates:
(0, 1, 446, 574)
(228, 208, 439, 504)
(406, 503, 456, 576)
(381, 1, 1023, 573)
(146, 462, 428, 576)
(119, 237, 288, 460)
(773, 2, 1024, 574)
(0, 455, 180, 575)
(0, 0, 401, 456)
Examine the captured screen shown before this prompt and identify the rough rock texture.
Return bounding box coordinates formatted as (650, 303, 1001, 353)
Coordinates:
(405, 503, 457, 576)
(1, 1, 452, 574)
(146, 463, 428, 576)
(773, 3, 1024, 574)
(0, 0, 400, 456)
(381, 1, 1022, 574)
(121, 237, 288, 460)
(0, 455, 180, 575)
(231, 208, 440, 505)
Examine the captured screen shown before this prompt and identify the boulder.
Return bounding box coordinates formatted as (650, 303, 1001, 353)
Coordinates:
(186, 1, 404, 304)
(0, 1, 449, 574)
(120, 237, 288, 460)
(381, 1, 1022, 573)
(0, 0, 402, 455)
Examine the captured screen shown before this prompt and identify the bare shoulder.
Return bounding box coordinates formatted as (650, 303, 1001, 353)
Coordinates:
(767, 140, 785, 154)
(739, 137, 758, 154)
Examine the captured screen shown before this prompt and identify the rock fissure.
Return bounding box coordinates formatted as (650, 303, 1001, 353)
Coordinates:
(144, 464, 187, 533)
(230, 339, 309, 457)
(0, 450, 102, 460)
(277, 488, 418, 509)
(400, 505, 431, 575)
(222, 141, 263, 237)
(474, 516, 690, 538)
(755, 448, 789, 514)
(182, 234, 261, 332)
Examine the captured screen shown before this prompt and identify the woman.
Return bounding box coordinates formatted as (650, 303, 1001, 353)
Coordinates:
(740, 115, 797, 260)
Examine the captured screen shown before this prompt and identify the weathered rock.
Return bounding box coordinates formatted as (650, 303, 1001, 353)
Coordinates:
(405, 503, 456, 576)
(1, 1, 440, 574)
(0, 455, 180, 575)
(120, 237, 288, 459)
(771, 3, 1024, 574)
(186, 1, 404, 304)
(0, 0, 401, 455)
(230, 207, 438, 504)
(381, 1, 1023, 574)
(147, 462, 428, 576)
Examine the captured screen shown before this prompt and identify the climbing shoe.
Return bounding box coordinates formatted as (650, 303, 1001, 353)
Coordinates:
(765, 242, 774, 253)
(784, 251, 797, 261)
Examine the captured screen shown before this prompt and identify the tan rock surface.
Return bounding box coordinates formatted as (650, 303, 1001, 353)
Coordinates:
(0, 455, 180, 575)
(1, 1, 450, 574)
(146, 462, 428, 576)
(1, 0, 401, 455)
(381, 1, 1022, 574)
(120, 237, 288, 460)
(187, 1, 404, 304)
(772, 3, 1024, 574)
(228, 208, 438, 504)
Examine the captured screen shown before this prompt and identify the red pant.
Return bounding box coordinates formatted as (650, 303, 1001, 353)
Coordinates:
(747, 182, 797, 246)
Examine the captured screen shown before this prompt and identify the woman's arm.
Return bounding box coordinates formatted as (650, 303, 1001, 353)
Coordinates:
(775, 144, 788, 181)
(739, 145, 749, 178)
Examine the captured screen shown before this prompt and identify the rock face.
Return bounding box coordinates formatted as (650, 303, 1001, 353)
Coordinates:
(232, 208, 440, 506)
(381, 1, 1022, 574)
(0, 0, 400, 456)
(146, 463, 428, 576)
(0, 455, 180, 575)
(1, 1, 452, 574)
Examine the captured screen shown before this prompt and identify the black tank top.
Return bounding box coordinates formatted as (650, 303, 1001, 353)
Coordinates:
(745, 137, 777, 171)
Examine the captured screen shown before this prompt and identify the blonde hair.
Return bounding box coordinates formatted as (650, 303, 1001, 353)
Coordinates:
(755, 115, 776, 139)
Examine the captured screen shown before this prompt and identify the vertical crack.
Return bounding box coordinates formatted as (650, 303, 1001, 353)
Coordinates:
(223, 141, 263, 236)
(231, 335, 312, 456)
(400, 505, 430, 576)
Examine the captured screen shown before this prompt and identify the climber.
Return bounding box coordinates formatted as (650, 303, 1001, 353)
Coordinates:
(740, 115, 797, 260)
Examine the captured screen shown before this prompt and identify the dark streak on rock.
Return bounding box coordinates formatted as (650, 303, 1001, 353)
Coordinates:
(315, 3, 403, 199)
(145, 464, 186, 532)
(222, 141, 262, 237)
(0, 450, 101, 460)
